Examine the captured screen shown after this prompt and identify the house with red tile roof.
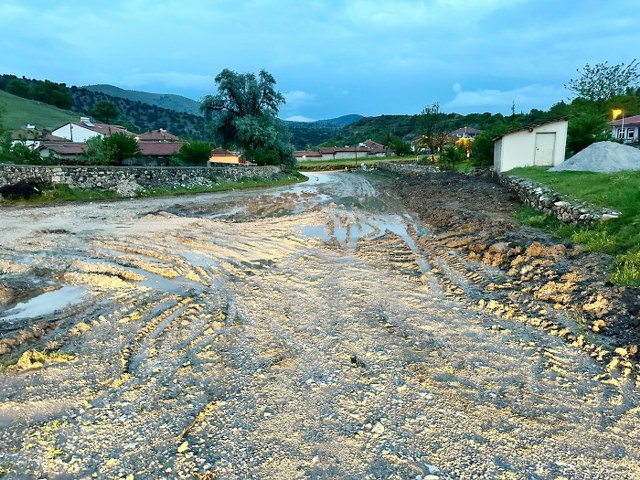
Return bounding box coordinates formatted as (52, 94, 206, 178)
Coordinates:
(51, 118, 134, 143)
(124, 141, 184, 166)
(38, 142, 87, 162)
(136, 129, 180, 142)
(294, 150, 322, 160)
(450, 126, 482, 139)
(312, 139, 390, 161)
(610, 114, 640, 144)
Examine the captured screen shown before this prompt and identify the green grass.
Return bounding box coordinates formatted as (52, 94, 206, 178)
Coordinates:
(508, 167, 640, 286)
(0, 90, 78, 131)
(297, 156, 418, 170)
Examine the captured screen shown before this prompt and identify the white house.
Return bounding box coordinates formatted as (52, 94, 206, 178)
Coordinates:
(51, 118, 133, 143)
(610, 114, 640, 144)
(493, 119, 568, 173)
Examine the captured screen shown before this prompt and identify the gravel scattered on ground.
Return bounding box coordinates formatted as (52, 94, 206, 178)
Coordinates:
(551, 141, 640, 172)
(1, 171, 639, 479)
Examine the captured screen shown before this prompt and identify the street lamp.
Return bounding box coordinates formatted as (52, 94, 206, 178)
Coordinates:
(612, 109, 625, 141)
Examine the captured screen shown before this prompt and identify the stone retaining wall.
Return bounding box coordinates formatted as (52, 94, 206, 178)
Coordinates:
(498, 174, 621, 224)
(0, 164, 282, 197)
(377, 162, 439, 174)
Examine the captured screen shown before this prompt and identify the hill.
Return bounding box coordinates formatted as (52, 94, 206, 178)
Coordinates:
(284, 114, 363, 149)
(0, 90, 78, 131)
(83, 84, 202, 115)
(70, 87, 209, 138)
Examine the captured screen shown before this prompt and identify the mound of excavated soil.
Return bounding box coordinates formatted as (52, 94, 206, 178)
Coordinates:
(551, 141, 640, 172)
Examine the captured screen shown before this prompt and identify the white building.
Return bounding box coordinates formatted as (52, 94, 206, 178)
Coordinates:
(610, 114, 640, 144)
(493, 119, 568, 173)
(51, 118, 132, 143)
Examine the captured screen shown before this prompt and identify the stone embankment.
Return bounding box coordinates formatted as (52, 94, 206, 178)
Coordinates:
(377, 162, 439, 175)
(0, 164, 282, 197)
(498, 174, 621, 225)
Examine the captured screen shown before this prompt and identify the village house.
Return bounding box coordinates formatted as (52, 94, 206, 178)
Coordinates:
(297, 139, 390, 161)
(126, 142, 183, 166)
(38, 142, 87, 162)
(209, 148, 245, 165)
(51, 118, 134, 143)
(136, 129, 180, 142)
(610, 114, 640, 144)
(294, 151, 322, 161)
(450, 126, 482, 139)
(10, 129, 66, 150)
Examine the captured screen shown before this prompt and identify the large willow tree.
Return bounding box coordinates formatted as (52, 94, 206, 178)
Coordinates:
(200, 69, 295, 168)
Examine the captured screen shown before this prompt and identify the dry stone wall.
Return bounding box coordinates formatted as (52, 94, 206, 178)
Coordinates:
(377, 162, 439, 174)
(498, 174, 621, 225)
(0, 165, 282, 197)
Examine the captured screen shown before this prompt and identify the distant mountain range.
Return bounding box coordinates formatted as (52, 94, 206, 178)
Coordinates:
(83, 84, 202, 115)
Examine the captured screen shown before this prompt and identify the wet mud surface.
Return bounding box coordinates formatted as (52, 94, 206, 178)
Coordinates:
(0, 171, 639, 479)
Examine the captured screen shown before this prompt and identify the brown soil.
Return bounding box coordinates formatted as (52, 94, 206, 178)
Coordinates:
(383, 170, 640, 351)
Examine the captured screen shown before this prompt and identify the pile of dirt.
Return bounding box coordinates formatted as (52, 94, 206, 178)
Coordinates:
(551, 141, 640, 172)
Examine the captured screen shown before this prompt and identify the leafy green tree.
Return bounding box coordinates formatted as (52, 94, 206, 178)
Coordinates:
(566, 60, 639, 106)
(470, 124, 511, 166)
(90, 100, 121, 124)
(82, 137, 114, 165)
(439, 143, 466, 171)
(104, 133, 140, 165)
(30, 80, 72, 109)
(200, 68, 295, 168)
(178, 141, 212, 165)
(419, 103, 450, 153)
(234, 114, 295, 168)
(5, 79, 30, 98)
(387, 135, 412, 156)
(566, 111, 612, 155)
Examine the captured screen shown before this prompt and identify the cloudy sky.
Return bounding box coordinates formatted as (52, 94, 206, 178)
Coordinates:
(0, 0, 637, 121)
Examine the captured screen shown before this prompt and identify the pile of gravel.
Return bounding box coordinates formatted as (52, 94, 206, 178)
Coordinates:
(551, 141, 640, 172)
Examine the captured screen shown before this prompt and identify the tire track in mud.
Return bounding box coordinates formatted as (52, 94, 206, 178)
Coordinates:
(1, 172, 639, 479)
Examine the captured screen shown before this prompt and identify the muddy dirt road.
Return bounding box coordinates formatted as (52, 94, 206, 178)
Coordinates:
(1, 172, 639, 479)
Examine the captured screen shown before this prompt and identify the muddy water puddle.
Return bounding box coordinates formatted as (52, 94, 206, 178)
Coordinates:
(0, 285, 85, 321)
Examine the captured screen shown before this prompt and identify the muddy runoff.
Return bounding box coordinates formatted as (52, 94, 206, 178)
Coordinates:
(0, 171, 639, 479)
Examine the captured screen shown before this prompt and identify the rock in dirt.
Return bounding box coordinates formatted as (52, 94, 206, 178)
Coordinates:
(0, 181, 43, 200)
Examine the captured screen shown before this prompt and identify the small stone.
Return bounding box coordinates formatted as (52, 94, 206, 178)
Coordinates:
(178, 441, 189, 453)
(372, 422, 385, 435)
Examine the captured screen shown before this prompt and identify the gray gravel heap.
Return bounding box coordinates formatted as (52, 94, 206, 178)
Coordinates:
(551, 141, 640, 172)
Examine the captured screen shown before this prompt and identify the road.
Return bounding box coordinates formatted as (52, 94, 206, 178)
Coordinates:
(0, 172, 639, 479)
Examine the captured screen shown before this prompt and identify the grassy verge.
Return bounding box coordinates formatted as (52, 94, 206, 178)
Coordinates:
(0, 173, 307, 205)
(508, 167, 640, 286)
(298, 156, 420, 171)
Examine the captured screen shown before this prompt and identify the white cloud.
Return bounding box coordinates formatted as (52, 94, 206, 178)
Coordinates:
(445, 83, 565, 114)
(284, 90, 315, 107)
